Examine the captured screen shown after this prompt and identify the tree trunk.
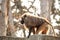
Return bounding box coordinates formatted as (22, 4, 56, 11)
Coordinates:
(40, 0, 54, 35)
(40, 0, 53, 21)
(7, 0, 16, 37)
(0, 0, 7, 36)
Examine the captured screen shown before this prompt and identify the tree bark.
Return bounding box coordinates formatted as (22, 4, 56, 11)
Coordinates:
(0, 0, 7, 36)
(7, 0, 16, 37)
(40, 0, 54, 35)
(40, 0, 53, 21)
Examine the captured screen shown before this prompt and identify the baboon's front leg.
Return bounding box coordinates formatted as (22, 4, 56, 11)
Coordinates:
(27, 27, 32, 38)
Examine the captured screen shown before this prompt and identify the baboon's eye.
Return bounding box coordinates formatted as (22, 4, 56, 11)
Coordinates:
(24, 15, 27, 18)
(20, 18, 24, 24)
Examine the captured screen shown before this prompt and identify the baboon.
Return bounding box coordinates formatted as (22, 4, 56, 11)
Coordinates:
(20, 13, 56, 38)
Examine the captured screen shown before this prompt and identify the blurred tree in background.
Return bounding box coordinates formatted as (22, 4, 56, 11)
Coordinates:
(0, 0, 60, 37)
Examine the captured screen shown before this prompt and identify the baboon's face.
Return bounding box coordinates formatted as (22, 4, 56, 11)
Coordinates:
(20, 15, 27, 24)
